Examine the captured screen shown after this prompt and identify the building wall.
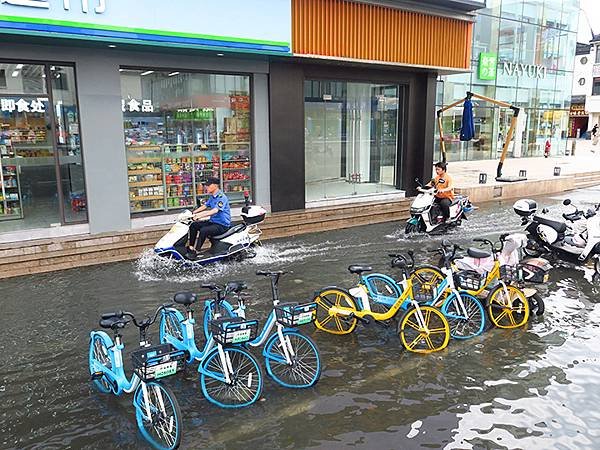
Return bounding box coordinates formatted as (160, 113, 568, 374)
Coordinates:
(269, 60, 437, 212)
(0, 42, 270, 234)
(438, 0, 580, 161)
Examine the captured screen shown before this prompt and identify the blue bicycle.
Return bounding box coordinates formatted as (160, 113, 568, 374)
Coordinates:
(362, 248, 486, 339)
(88, 305, 184, 450)
(202, 270, 321, 389)
(159, 286, 263, 408)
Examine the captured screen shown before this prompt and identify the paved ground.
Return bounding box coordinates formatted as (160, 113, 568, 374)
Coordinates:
(449, 139, 600, 188)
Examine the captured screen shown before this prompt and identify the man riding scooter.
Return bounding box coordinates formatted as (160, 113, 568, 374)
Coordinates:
(186, 177, 231, 260)
(424, 161, 454, 224)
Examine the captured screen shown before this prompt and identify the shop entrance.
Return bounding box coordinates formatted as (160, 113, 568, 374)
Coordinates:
(304, 80, 401, 203)
(0, 63, 86, 232)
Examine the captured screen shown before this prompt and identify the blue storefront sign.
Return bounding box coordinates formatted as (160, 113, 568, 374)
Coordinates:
(0, 0, 291, 54)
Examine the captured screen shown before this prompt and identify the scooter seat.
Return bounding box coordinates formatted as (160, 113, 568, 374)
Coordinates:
(173, 292, 197, 305)
(467, 247, 491, 259)
(348, 265, 372, 275)
(211, 224, 246, 240)
(451, 198, 462, 206)
(533, 215, 567, 233)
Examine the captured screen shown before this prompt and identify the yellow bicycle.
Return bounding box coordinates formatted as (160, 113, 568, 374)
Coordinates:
(314, 253, 450, 354)
(411, 238, 530, 329)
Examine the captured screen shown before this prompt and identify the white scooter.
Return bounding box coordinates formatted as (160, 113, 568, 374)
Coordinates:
(405, 179, 472, 234)
(514, 198, 600, 276)
(154, 193, 267, 265)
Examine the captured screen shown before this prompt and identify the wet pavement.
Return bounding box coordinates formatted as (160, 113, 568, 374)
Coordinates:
(1, 186, 599, 449)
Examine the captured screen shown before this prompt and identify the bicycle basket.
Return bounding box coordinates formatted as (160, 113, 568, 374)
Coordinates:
(454, 270, 487, 291)
(275, 302, 317, 327)
(500, 265, 521, 282)
(131, 343, 186, 382)
(210, 317, 258, 345)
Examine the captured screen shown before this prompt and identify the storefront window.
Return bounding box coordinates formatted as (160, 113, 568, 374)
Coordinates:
(120, 69, 252, 214)
(542, 0, 564, 30)
(304, 80, 402, 203)
(0, 62, 86, 232)
(472, 15, 500, 58)
(501, 0, 522, 21)
(498, 19, 521, 62)
(522, 0, 543, 25)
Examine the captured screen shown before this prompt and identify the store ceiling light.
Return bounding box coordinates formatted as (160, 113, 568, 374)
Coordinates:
(217, 53, 224, 57)
(108, 44, 117, 48)
(11, 70, 19, 78)
(119, 68, 124, 72)
(15, 64, 23, 69)
(140, 70, 154, 76)
(168, 71, 180, 77)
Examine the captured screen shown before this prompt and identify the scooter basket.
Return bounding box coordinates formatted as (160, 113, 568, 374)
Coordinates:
(454, 270, 487, 291)
(131, 343, 186, 382)
(499, 265, 521, 282)
(275, 302, 317, 326)
(210, 317, 258, 345)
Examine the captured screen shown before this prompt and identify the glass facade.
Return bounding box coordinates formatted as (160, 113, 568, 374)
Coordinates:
(120, 69, 252, 214)
(0, 62, 86, 232)
(304, 80, 403, 203)
(437, 0, 580, 161)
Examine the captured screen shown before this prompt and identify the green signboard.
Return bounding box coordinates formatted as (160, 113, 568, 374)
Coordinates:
(478, 52, 497, 80)
(175, 109, 214, 121)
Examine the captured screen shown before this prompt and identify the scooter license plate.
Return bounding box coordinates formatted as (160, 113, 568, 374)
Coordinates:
(154, 361, 177, 379)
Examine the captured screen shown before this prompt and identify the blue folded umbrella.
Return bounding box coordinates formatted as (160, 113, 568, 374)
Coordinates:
(460, 98, 475, 141)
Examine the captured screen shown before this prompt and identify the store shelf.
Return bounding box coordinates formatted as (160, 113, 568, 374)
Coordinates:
(165, 183, 193, 186)
(128, 157, 162, 163)
(130, 207, 165, 214)
(127, 146, 162, 152)
(167, 196, 193, 199)
(129, 181, 163, 187)
(222, 167, 250, 170)
(128, 169, 163, 175)
(130, 195, 164, 201)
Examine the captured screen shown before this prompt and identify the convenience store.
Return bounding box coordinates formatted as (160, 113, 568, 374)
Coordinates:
(0, 0, 479, 242)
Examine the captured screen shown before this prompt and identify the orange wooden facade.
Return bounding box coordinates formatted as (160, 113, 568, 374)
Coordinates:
(292, 0, 473, 69)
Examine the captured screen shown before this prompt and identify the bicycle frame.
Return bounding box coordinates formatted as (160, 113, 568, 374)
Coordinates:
(90, 331, 141, 396)
(207, 298, 298, 367)
(161, 308, 235, 385)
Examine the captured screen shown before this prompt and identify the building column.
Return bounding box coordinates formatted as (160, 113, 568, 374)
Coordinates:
(251, 74, 271, 210)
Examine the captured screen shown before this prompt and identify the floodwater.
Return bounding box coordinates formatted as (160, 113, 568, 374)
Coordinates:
(1, 187, 599, 449)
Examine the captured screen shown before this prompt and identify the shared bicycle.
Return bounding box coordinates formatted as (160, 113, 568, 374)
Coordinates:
(314, 252, 451, 354)
(202, 270, 321, 388)
(159, 287, 263, 408)
(88, 305, 184, 450)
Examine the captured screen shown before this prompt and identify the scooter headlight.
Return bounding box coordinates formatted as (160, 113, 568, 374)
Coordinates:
(410, 206, 426, 214)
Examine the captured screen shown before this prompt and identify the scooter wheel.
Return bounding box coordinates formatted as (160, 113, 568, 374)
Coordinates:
(595, 257, 600, 276)
(528, 293, 545, 316)
(405, 222, 420, 234)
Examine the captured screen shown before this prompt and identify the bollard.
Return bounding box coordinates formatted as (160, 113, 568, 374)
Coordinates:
(479, 173, 487, 184)
(519, 170, 527, 178)
(571, 139, 576, 156)
(554, 167, 561, 176)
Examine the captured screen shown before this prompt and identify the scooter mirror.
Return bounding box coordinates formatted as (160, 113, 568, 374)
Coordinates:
(563, 199, 571, 206)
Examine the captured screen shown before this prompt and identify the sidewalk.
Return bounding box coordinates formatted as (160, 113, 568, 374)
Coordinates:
(449, 139, 600, 203)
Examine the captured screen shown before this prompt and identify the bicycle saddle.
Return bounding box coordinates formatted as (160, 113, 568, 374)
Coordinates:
(99, 316, 129, 330)
(467, 248, 491, 259)
(226, 281, 247, 293)
(173, 292, 197, 305)
(348, 265, 372, 275)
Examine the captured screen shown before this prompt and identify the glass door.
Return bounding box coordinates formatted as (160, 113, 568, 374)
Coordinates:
(304, 80, 401, 203)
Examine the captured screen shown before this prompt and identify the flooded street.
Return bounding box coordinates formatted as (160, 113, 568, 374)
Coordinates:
(1, 187, 600, 449)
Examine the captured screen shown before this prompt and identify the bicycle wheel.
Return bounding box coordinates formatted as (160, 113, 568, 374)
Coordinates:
(363, 274, 401, 313)
(134, 381, 182, 450)
(397, 305, 450, 354)
(410, 265, 446, 303)
(487, 284, 530, 329)
(159, 309, 184, 344)
(264, 331, 321, 388)
(442, 292, 485, 339)
(200, 347, 263, 408)
(314, 288, 358, 335)
(88, 333, 113, 394)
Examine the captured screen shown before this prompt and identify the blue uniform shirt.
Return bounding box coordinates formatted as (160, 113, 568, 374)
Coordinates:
(205, 190, 231, 227)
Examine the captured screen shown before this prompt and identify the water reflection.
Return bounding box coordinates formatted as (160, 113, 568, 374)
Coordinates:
(0, 192, 599, 449)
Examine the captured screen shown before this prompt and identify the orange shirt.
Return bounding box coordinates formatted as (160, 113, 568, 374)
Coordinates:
(433, 173, 454, 200)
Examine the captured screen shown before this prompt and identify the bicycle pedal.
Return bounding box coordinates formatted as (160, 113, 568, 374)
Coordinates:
(90, 371, 104, 381)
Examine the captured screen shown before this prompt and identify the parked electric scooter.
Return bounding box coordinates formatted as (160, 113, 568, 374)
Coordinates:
(405, 178, 472, 234)
(513, 198, 600, 275)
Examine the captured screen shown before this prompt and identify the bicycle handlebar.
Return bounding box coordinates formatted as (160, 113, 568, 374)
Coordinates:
(100, 303, 172, 329)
